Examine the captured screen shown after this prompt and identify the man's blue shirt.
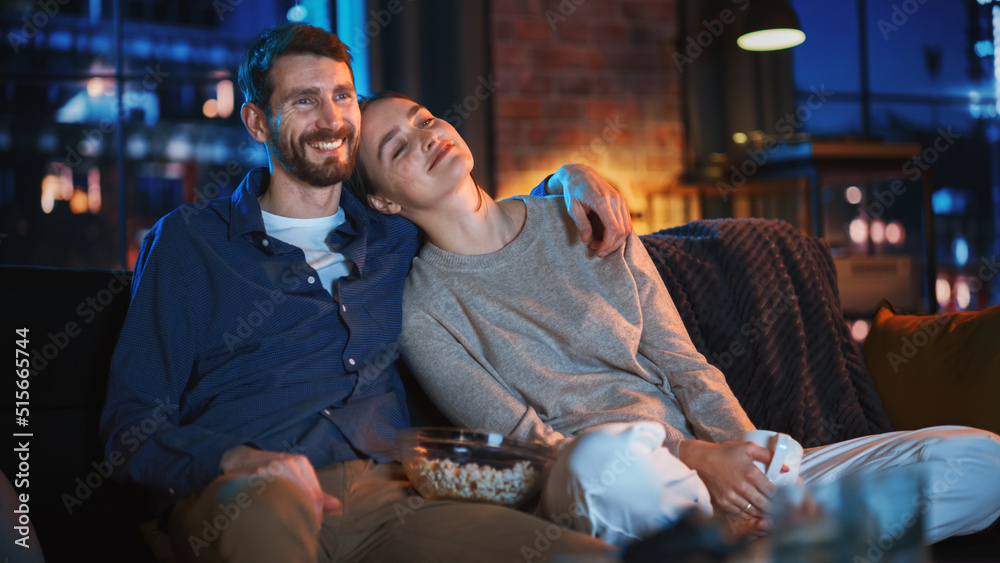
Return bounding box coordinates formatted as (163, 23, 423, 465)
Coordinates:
(99, 167, 419, 503)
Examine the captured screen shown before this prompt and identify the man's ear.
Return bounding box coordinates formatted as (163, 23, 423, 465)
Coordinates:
(367, 194, 401, 215)
(241, 102, 270, 143)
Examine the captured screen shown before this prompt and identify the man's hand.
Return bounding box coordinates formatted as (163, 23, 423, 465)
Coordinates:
(546, 163, 632, 257)
(677, 440, 776, 520)
(220, 445, 341, 531)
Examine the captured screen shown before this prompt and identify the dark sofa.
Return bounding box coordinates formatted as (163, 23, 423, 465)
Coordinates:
(0, 264, 451, 562)
(1, 219, 996, 562)
(1, 266, 153, 561)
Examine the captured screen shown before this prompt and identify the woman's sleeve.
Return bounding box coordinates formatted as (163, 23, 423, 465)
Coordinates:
(625, 234, 756, 454)
(400, 307, 571, 450)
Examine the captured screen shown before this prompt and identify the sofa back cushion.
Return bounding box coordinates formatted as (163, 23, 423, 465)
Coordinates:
(863, 300, 1000, 434)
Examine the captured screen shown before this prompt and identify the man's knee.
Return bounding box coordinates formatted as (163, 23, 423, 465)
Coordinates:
(171, 475, 315, 561)
(216, 474, 312, 527)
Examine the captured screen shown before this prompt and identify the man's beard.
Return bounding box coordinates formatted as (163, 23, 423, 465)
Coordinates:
(271, 124, 358, 187)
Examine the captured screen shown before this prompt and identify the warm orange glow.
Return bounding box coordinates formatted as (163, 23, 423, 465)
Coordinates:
(41, 175, 58, 213)
(58, 169, 73, 199)
(491, 94, 682, 234)
(69, 189, 89, 214)
(40, 166, 75, 213)
(203, 99, 218, 119)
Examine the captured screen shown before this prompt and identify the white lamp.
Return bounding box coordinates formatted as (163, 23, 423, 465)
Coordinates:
(737, 0, 806, 52)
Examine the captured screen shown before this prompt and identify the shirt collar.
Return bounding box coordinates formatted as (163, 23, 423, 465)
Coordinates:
(335, 183, 373, 237)
(229, 167, 270, 240)
(229, 166, 378, 241)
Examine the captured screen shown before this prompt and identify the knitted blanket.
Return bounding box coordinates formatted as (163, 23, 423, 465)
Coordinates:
(640, 219, 893, 448)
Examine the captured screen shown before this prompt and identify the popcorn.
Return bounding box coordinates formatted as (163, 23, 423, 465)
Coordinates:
(411, 458, 539, 505)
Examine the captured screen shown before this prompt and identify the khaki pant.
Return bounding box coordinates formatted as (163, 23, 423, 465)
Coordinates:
(169, 459, 613, 563)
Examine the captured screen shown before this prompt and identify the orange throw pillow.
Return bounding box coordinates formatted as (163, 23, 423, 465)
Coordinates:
(862, 300, 1000, 434)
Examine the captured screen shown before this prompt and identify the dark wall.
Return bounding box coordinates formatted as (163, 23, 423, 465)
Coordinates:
(677, 0, 795, 180)
(366, 0, 495, 194)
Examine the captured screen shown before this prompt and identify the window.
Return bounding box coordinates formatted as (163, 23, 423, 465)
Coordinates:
(0, 0, 317, 269)
(791, 0, 1000, 310)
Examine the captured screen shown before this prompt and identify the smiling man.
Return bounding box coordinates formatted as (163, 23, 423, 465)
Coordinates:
(100, 23, 628, 562)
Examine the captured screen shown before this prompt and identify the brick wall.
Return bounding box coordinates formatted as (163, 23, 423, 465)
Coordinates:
(490, 0, 684, 234)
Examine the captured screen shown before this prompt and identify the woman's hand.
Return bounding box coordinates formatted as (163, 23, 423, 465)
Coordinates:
(677, 440, 776, 520)
(720, 510, 770, 542)
(546, 163, 632, 257)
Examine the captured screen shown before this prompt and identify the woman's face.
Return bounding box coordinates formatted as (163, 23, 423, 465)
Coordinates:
(359, 96, 475, 215)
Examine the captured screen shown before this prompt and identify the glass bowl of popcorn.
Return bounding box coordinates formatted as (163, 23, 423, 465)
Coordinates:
(397, 427, 556, 508)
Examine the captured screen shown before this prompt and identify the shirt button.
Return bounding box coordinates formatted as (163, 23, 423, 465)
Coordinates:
(323, 409, 331, 415)
(307, 276, 316, 284)
(348, 358, 356, 366)
(168, 487, 175, 495)
(261, 239, 269, 247)
(341, 304, 347, 312)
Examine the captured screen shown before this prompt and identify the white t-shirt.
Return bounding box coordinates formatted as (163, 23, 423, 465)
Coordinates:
(261, 209, 352, 296)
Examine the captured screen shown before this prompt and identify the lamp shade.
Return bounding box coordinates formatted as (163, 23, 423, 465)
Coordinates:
(737, 0, 806, 51)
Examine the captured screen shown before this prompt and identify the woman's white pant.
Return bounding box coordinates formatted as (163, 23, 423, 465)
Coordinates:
(799, 425, 1000, 544)
(542, 423, 1000, 546)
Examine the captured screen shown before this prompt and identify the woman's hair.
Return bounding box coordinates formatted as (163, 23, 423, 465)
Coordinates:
(238, 23, 353, 117)
(345, 91, 486, 211)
